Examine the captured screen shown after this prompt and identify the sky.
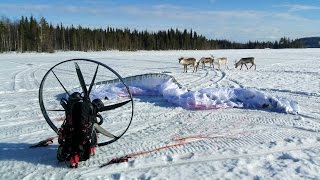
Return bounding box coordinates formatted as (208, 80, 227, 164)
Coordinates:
(0, 0, 320, 42)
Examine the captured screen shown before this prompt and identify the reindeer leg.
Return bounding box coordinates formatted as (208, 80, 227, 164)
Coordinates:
(245, 64, 249, 70)
(249, 64, 253, 69)
(240, 64, 243, 70)
(250, 63, 257, 70)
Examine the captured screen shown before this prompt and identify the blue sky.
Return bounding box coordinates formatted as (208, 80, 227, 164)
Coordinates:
(1, 0, 320, 42)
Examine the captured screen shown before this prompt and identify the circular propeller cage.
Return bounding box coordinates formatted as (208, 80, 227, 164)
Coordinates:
(39, 59, 134, 146)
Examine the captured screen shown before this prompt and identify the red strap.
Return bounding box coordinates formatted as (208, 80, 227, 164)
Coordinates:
(100, 133, 237, 168)
(100, 155, 131, 167)
(69, 153, 79, 168)
(90, 147, 95, 156)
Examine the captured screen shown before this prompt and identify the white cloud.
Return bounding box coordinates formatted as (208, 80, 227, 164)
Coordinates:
(271, 12, 312, 22)
(0, 3, 50, 11)
(275, 4, 320, 12)
(62, 6, 81, 13)
(287, 4, 320, 12)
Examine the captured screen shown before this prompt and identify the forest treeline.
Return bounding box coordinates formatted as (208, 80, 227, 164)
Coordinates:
(0, 16, 304, 53)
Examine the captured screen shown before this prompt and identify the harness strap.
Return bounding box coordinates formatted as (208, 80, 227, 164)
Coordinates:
(29, 136, 57, 148)
(69, 153, 79, 168)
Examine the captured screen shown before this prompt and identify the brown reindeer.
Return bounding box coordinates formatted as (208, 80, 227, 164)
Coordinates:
(235, 57, 256, 70)
(178, 57, 198, 73)
(199, 56, 214, 69)
(213, 57, 229, 70)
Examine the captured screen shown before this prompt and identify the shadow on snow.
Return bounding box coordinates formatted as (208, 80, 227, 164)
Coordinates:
(0, 142, 66, 167)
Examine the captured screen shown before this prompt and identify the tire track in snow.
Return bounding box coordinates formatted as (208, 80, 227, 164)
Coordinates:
(146, 119, 320, 158)
(226, 68, 320, 97)
(0, 120, 48, 139)
(208, 69, 243, 89)
(0, 90, 45, 139)
(30, 68, 41, 88)
(190, 69, 219, 90)
(210, 70, 226, 85)
(101, 108, 320, 159)
(174, 68, 227, 90)
(257, 87, 320, 97)
(11, 70, 21, 91)
(11, 66, 41, 91)
(13, 67, 32, 91)
(98, 110, 320, 167)
(94, 97, 184, 148)
(87, 142, 320, 176)
(260, 69, 320, 76)
(225, 77, 245, 88)
(99, 99, 216, 158)
(103, 109, 187, 154)
(0, 95, 39, 123)
(225, 76, 319, 97)
(174, 70, 211, 90)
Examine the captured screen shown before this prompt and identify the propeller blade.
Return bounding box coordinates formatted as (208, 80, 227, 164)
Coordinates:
(98, 99, 132, 112)
(88, 64, 99, 95)
(94, 123, 117, 138)
(74, 62, 88, 98)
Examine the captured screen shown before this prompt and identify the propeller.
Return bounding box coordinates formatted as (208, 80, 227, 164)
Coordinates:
(74, 62, 131, 140)
(39, 59, 134, 146)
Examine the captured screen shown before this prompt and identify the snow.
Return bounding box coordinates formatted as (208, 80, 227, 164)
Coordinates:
(0, 49, 320, 179)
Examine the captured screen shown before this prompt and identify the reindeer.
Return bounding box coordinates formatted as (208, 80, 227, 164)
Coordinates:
(235, 57, 256, 70)
(199, 55, 214, 69)
(213, 57, 229, 70)
(178, 57, 198, 73)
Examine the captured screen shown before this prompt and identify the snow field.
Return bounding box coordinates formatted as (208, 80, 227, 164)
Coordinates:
(0, 49, 319, 179)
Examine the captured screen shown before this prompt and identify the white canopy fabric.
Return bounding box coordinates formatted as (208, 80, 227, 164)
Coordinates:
(85, 74, 299, 114)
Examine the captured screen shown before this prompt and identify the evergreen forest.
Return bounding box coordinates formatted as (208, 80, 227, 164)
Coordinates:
(0, 16, 304, 53)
